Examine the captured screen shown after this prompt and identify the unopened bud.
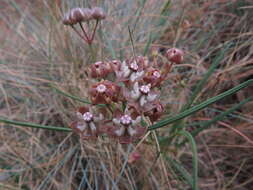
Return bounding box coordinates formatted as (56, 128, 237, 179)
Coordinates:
(91, 7, 106, 20)
(166, 48, 184, 64)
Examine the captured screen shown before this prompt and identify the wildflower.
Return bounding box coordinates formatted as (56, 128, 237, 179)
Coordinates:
(116, 60, 144, 82)
(143, 67, 165, 87)
(70, 107, 104, 139)
(107, 109, 146, 144)
(166, 48, 184, 64)
(89, 80, 121, 104)
(130, 82, 158, 107)
(89, 61, 112, 78)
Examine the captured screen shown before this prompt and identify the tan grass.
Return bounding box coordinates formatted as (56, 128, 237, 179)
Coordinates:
(1, 0, 253, 189)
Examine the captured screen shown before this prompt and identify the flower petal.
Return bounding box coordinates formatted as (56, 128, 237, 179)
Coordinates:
(132, 116, 141, 125)
(140, 95, 147, 107)
(128, 126, 137, 136)
(115, 126, 125, 136)
(77, 123, 87, 132)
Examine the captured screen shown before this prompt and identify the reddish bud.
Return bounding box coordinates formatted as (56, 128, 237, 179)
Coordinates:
(110, 60, 121, 73)
(90, 61, 112, 78)
(166, 48, 184, 64)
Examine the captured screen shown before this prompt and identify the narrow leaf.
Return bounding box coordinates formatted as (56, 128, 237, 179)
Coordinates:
(149, 79, 253, 130)
(0, 117, 71, 132)
(178, 131, 199, 190)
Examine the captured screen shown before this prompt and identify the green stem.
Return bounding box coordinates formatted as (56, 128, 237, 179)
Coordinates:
(148, 79, 253, 130)
(0, 117, 71, 132)
(50, 84, 92, 104)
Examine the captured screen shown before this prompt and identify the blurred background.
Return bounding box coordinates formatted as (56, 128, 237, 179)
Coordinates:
(0, 0, 253, 189)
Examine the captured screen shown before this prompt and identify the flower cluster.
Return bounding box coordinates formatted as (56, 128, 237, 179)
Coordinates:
(65, 7, 184, 144)
(70, 47, 184, 144)
(63, 7, 106, 44)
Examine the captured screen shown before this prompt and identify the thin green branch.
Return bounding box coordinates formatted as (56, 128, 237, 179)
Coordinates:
(50, 83, 92, 104)
(0, 117, 71, 132)
(149, 79, 253, 130)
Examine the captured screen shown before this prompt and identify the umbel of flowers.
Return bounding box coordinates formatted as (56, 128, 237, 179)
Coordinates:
(63, 7, 184, 144)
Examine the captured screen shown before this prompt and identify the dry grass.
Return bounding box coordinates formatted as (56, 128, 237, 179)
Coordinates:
(0, 0, 253, 189)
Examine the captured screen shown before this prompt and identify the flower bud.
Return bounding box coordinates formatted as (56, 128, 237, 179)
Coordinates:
(166, 48, 184, 64)
(89, 61, 112, 78)
(63, 12, 75, 25)
(81, 8, 93, 21)
(71, 8, 85, 23)
(91, 7, 106, 20)
(63, 8, 93, 25)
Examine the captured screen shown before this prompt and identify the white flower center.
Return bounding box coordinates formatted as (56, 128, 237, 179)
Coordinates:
(96, 84, 106, 93)
(120, 115, 132, 125)
(83, 112, 93, 122)
(129, 61, 139, 71)
(153, 71, 161, 78)
(140, 85, 150, 94)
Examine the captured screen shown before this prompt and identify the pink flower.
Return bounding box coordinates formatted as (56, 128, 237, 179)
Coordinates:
(70, 107, 104, 139)
(143, 68, 165, 87)
(89, 80, 121, 104)
(115, 60, 144, 83)
(129, 82, 158, 108)
(89, 61, 112, 78)
(106, 109, 146, 144)
(166, 48, 184, 64)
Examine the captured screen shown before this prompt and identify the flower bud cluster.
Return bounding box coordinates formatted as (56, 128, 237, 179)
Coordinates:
(70, 48, 183, 143)
(63, 7, 106, 25)
(63, 7, 106, 44)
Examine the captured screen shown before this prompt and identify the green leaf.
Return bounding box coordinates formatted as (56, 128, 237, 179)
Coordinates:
(50, 84, 106, 107)
(50, 84, 92, 104)
(0, 117, 71, 132)
(178, 131, 199, 190)
(149, 79, 253, 130)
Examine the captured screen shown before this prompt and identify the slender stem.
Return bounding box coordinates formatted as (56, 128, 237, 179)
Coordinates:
(49, 83, 106, 107)
(70, 25, 88, 43)
(90, 19, 99, 43)
(88, 43, 96, 62)
(0, 117, 71, 132)
(79, 22, 91, 44)
(128, 26, 137, 61)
